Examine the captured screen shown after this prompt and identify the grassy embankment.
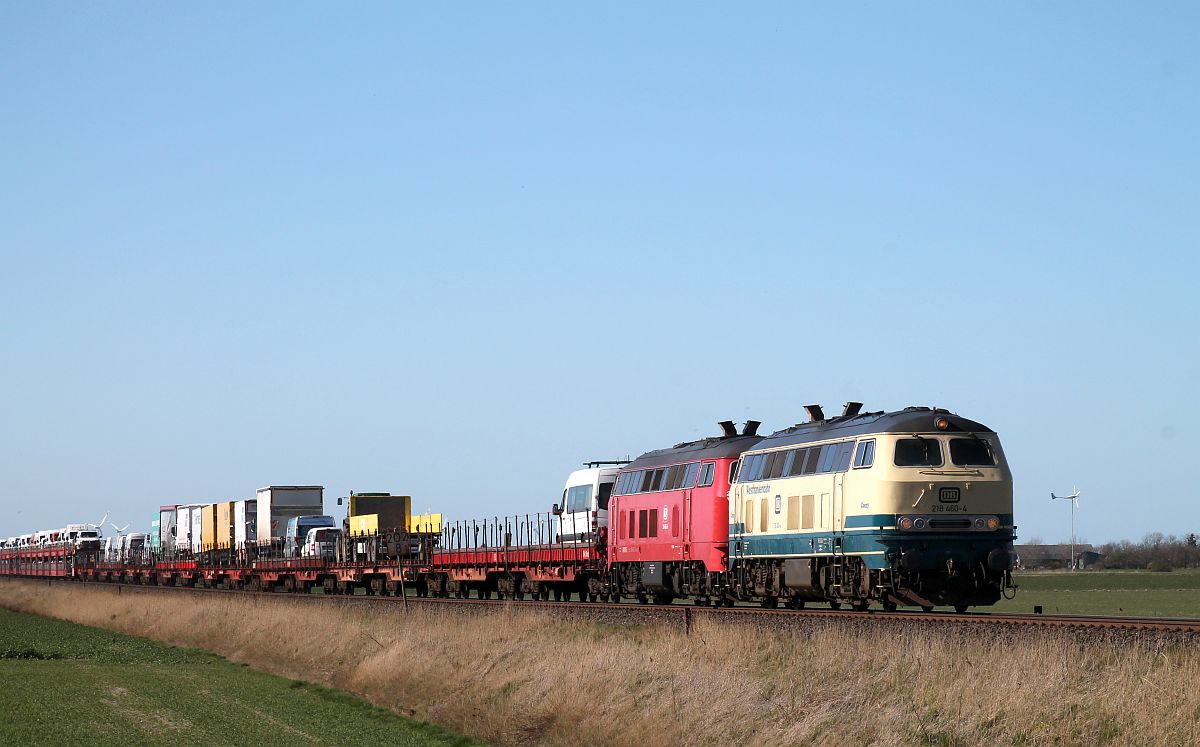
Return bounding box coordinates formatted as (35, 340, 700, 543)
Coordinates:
(994, 568, 1200, 617)
(3, 578, 1200, 746)
(0, 604, 473, 746)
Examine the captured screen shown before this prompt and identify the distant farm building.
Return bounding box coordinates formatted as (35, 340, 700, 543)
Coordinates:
(1015, 544, 1104, 570)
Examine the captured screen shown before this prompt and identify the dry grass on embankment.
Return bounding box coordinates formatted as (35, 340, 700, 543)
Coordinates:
(2, 580, 1198, 747)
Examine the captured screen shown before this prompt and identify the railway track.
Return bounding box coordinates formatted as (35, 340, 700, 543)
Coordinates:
(16, 577, 1200, 639)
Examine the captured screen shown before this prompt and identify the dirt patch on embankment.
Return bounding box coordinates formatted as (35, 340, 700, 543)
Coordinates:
(2, 579, 1197, 746)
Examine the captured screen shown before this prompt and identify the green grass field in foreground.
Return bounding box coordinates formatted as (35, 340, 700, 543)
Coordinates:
(991, 569, 1200, 617)
(0, 608, 475, 746)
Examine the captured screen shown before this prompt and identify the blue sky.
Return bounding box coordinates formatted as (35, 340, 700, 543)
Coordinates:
(2, 4, 1197, 544)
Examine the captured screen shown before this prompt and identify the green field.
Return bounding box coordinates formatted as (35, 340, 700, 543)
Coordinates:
(0, 608, 475, 746)
(991, 569, 1200, 617)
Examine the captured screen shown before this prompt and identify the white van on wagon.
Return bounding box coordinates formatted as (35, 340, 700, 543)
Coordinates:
(552, 462, 625, 543)
(300, 527, 339, 560)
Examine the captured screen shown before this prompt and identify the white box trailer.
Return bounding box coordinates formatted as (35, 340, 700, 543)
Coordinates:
(234, 499, 257, 547)
(159, 505, 177, 552)
(174, 505, 197, 552)
(256, 486, 324, 545)
(190, 507, 204, 554)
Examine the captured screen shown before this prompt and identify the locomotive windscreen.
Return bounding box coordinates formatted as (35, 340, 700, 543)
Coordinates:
(894, 438, 944, 467)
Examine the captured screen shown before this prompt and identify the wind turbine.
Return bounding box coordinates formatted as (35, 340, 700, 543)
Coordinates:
(107, 519, 130, 535)
(1051, 486, 1081, 570)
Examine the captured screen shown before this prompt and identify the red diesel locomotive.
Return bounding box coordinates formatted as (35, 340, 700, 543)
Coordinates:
(608, 420, 762, 604)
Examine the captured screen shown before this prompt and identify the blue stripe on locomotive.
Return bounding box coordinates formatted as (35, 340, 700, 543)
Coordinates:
(729, 513, 1016, 571)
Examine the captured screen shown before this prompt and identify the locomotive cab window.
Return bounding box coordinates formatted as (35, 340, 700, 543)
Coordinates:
(894, 437, 943, 467)
(698, 462, 715, 487)
(598, 482, 613, 510)
(853, 439, 875, 469)
(949, 438, 995, 466)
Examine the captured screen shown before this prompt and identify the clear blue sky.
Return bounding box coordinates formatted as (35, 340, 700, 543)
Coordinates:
(2, 4, 1196, 544)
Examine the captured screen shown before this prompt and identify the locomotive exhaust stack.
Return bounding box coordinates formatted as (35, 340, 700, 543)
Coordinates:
(742, 420, 761, 436)
(718, 420, 738, 438)
(842, 402, 863, 418)
(803, 404, 825, 422)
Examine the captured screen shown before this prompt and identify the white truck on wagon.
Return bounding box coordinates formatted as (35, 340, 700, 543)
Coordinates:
(256, 486, 324, 550)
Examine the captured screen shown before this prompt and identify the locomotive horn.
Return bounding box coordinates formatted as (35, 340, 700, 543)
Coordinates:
(842, 402, 863, 418)
(742, 420, 761, 436)
(803, 404, 825, 422)
(718, 420, 738, 438)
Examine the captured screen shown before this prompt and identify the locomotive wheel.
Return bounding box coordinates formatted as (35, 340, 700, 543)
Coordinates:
(921, 605, 934, 612)
(760, 597, 778, 609)
(829, 601, 842, 610)
(882, 600, 898, 612)
(954, 604, 969, 614)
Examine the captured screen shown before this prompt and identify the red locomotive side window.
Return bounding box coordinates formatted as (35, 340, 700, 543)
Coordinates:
(671, 506, 680, 537)
(638, 510, 648, 538)
(649, 509, 658, 538)
(619, 511, 626, 539)
(629, 510, 635, 538)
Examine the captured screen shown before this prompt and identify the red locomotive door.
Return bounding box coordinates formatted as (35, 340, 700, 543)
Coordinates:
(682, 488, 691, 559)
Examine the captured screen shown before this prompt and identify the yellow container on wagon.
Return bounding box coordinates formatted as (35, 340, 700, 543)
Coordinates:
(201, 504, 218, 552)
(215, 502, 234, 549)
(409, 513, 442, 533)
(349, 514, 378, 536)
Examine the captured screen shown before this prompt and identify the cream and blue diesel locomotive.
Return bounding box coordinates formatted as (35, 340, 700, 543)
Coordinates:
(728, 404, 1015, 612)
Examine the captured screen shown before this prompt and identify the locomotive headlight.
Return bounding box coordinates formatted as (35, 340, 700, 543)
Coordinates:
(935, 416, 950, 430)
(986, 517, 1000, 530)
(899, 517, 914, 530)
(974, 518, 985, 529)
(913, 518, 927, 529)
